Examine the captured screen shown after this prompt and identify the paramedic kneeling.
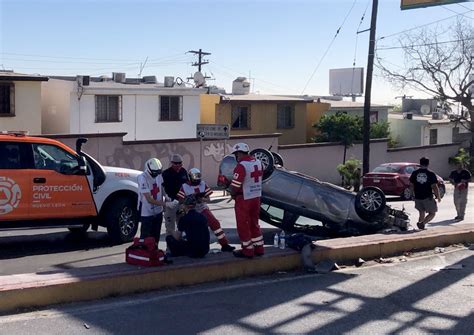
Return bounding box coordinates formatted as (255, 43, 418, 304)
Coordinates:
(166, 195, 210, 258)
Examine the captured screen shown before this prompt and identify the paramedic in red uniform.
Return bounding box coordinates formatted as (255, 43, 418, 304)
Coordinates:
(229, 143, 264, 259)
(177, 168, 235, 252)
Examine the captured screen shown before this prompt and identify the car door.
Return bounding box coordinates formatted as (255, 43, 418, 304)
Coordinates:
(29, 143, 97, 219)
(401, 165, 417, 187)
(0, 141, 31, 221)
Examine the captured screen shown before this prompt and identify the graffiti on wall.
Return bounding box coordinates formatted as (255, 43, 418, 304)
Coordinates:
(203, 142, 234, 162)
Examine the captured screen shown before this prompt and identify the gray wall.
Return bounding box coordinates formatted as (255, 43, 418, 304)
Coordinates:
(48, 133, 460, 187)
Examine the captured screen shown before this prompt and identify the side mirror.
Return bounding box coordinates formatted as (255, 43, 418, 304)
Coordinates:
(76, 138, 88, 154)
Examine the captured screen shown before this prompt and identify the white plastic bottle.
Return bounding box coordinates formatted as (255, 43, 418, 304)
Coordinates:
(279, 230, 286, 250)
(273, 233, 279, 248)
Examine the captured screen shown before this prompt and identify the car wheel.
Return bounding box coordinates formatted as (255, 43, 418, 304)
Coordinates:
(105, 196, 139, 244)
(400, 187, 413, 201)
(68, 223, 90, 234)
(250, 148, 274, 179)
(438, 184, 446, 199)
(271, 152, 284, 167)
(355, 186, 386, 220)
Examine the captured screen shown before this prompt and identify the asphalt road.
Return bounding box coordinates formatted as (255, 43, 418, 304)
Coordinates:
(0, 185, 472, 275)
(0, 248, 472, 334)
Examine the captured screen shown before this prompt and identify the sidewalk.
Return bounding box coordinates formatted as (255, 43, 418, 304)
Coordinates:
(1, 222, 472, 314)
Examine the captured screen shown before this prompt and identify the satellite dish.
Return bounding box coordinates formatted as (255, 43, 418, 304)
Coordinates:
(193, 71, 205, 87)
(420, 104, 430, 115)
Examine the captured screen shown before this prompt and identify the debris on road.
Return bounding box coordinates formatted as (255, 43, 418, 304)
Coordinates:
(314, 259, 339, 273)
(434, 247, 445, 253)
(375, 257, 394, 264)
(355, 258, 365, 267)
(431, 264, 465, 271)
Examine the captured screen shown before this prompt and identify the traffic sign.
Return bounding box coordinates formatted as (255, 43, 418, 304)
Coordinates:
(196, 124, 230, 139)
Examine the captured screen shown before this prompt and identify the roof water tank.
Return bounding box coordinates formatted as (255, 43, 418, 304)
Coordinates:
(232, 77, 250, 95)
(164, 76, 174, 87)
(112, 72, 126, 83)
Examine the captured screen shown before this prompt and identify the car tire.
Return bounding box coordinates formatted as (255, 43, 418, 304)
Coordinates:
(250, 148, 274, 180)
(68, 223, 90, 234)
(400, 187, 413, 201)
(105, 196, 139, 244)
(271, 152, 284, 167)
(355, 186, 386, 221)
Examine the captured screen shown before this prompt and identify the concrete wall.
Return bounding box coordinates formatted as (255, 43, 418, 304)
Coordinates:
(1, 81, 42, 135)
(306, 102, 330, 142)
(421, 124, 453, 146)
(390, 118, 423, 147)
(69, 90, 202, 142)
(200, 94, 220, 124)
(215, 102, 312, 145)
(47, 133, 460, 188)
(41, 79, 73, 134)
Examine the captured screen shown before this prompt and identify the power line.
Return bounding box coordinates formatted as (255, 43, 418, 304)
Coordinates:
(377, 10, 473, 41)
(300, 0, 358, 94)
(376, 37, 474, 51)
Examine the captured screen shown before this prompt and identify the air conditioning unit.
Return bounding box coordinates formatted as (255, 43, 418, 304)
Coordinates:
(164, 76, 174, 87)
(112, 72, 126, 83)
(432, 112, 442, 120)
(76, 75, 90, 86)
(143, 76, 157, 84)
(404, 112, 413, 120)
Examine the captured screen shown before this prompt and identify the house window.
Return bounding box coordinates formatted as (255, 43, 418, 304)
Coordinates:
(277, 104, 295, 129)
(231, 105, 250, 129)
(0, 83, 15, 116)
(160, 96, 182, 121)
(429, 128, 438, 145)
(95, 95, 122, 122)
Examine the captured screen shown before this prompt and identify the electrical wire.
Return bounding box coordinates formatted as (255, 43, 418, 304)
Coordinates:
(300, 0, 358, 94)
(377, 10, 473, 41)
(376, 38, 474, 51)
(350, 0, 371, 96)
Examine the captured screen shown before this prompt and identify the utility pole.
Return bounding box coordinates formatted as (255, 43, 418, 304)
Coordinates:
(187, 49, 211, 72)
(362, 0, 378, 175)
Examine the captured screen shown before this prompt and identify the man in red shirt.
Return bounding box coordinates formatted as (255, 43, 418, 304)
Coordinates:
(229, 143, 264, 258)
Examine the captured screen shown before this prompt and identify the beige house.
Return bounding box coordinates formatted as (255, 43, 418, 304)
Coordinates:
(200, 94, 330, 145)
(321, 98, 391, 123)
(0, 72, 49, 134)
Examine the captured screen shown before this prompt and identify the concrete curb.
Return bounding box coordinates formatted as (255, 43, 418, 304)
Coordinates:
(0, 223, 472, 314)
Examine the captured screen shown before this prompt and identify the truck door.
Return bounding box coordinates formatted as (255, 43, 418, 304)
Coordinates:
(0, 141, 31, 221)
(30, 143, 97, 219)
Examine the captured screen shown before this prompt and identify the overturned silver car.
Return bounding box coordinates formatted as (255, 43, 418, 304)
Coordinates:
(218, 149, 409, 236)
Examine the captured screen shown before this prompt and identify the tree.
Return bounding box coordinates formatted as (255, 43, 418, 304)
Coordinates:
(313, 112, 392, 162)
(313, 112, 362, 163)
(376, 19, 473, 169)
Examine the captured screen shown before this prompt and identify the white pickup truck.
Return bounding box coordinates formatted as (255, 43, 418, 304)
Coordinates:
(0, 133, 141, 243)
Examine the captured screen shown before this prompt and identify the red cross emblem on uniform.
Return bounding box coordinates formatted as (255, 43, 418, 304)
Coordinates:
(151, 183, 160, 199)
(250, 165, 263, 183)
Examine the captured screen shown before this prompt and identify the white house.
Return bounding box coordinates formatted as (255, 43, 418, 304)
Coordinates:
(41, 74, 206, 141)
(320, 98, 391, 123)
(0, 71, 49, 134)
(389, 112, 470, 147)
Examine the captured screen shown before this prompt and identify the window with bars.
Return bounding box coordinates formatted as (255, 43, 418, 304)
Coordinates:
(95, 95, 122, 123)
(0, 83, 15, 116)
(160, 96, 182, 121)
(231, 105, 250, 129)
(277, 104, 295, 129)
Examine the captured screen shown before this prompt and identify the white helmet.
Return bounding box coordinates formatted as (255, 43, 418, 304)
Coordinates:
(188, 167, 201, 186)
(145, 158, 162, 178)
(231, 142, 250, 154)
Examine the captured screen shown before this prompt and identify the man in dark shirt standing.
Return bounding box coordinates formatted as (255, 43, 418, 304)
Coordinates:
(162, 154, 189, 235)
(409, 157, 441, 230)
(166, 195, 210, 258)
(449, 163, 471, 221)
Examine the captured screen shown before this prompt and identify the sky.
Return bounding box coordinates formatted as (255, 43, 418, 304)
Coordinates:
(0, 0, 472, 105)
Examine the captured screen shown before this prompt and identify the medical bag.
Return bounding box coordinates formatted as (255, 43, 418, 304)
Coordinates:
(125, 237, 165, 267)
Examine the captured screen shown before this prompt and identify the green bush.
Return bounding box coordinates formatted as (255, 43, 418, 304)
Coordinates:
(336, 158, 361, 189)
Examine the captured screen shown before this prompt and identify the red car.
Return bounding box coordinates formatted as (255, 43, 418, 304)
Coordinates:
(362, 163, 446, 200)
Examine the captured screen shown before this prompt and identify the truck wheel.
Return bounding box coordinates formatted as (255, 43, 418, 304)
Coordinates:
(105, 197, 139, 244)
(68, 223, 90, 234)
(355, 186, 386, 221)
